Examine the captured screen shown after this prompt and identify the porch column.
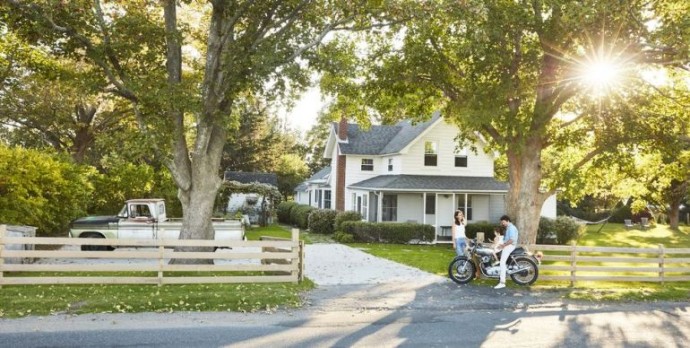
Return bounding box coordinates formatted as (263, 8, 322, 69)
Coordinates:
(377, 192, 383, 223)
(422, 192, 427, 225)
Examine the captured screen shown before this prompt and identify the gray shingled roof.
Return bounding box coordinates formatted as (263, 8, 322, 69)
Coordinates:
(294, 182, 308, 192)
(336, 112, 441, 155)
(224, 171, 278, 186)
(309, 166, 331, 181)
(348, 175, 509, 192)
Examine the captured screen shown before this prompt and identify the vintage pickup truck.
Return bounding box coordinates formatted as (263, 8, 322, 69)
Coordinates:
(69, 198, 245, 250)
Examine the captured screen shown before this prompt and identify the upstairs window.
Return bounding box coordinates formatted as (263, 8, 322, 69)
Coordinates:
(361, 158, 374, 171)
(388, 158, 393, 172)
(424, 141, 438, 166)
(455, 147, 468, 167)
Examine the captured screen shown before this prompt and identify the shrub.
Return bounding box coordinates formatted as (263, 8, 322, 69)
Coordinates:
(334, 211, 362, 232)
(333, 231, 354, 243)
(536, 217, 557, 244)
(290, 204, 315, 229)
(276, 201, 298, 224)
(465, 221, 499, 241)
(308, 209, 338, 234)
(537, 216, 584, 245)
(553, 216, 584, 244)
(0, 145, 94, 236)
(341, 221, 435, 243)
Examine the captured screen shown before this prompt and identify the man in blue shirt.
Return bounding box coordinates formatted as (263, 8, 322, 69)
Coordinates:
(495, 215, 518, 289)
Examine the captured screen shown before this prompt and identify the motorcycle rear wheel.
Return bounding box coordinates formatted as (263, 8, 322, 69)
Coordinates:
(509, 256, 539, 285)
(448, 256, 476, 284)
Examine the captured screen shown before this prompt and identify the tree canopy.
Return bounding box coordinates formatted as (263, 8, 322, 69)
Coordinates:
(316, 0, 690, 243)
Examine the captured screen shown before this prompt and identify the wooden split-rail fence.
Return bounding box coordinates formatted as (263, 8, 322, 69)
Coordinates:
(528, 242, 690, 286)
(0, 225, 304, 287)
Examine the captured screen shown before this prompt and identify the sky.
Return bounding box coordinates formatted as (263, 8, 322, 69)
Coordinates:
(279, 86, 328, 134)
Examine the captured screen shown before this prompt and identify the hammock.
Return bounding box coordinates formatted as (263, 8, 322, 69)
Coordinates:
(568, 215, 612, 225)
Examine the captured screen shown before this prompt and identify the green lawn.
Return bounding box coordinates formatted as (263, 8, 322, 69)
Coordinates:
(350, 223, 690, 302)
(0, 224, 316, 318)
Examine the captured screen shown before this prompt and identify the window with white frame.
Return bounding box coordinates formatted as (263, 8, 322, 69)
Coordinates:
(425, 194, 436, 214)
(388, 158, 393, 171)
(457, 195, 473, 220)
(382, 195, 398, 222)
(455, 147, 468, 167)
(324, 190, 331, 209)
(424, 141, 438, 166)
(361, 158, 374, 171)
(361, 194, 368, 220)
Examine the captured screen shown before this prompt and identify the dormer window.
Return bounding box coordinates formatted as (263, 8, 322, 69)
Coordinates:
(361, 158, 374, 171)
(424, 141, 438, 166)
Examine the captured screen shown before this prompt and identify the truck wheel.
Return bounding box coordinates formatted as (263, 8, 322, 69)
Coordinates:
(81, 233, 112, 251)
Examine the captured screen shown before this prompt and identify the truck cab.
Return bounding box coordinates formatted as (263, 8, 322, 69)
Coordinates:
(118, 199, 168, 222)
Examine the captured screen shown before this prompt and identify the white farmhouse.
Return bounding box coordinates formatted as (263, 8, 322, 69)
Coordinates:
(295, 113, 556, 242)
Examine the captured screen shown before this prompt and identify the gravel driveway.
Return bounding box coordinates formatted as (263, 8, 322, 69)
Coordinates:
(304, 244, 448, 286)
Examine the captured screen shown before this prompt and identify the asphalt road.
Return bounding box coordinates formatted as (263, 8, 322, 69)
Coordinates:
(2, 281, 688, 347)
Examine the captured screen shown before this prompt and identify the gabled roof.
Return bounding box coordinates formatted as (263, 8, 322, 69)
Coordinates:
(294, 182, 308, 192)
(294, 166, 332, 192)
(334, 112, 442, 156)
(309, 166, 331, 182)
(348, 175, 509, 192)
(223, 171, 278, 186)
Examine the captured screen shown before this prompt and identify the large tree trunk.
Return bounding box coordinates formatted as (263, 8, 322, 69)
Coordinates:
(667, 180, 688, 230)
(505, 136, 549, 245)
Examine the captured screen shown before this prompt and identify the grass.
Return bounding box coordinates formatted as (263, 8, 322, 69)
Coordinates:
(245, 224, 334, 244)
(0, 224, 315, 318)
(0, 279, 314, 318)
(349, 223, 690, 302)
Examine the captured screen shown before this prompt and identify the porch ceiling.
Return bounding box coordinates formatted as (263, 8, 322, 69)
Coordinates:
(348, 175, 509, 192)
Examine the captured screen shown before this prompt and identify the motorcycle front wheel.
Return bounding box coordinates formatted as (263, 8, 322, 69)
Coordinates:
(509, 256, 539, 285)
(448, 256, 476, 285)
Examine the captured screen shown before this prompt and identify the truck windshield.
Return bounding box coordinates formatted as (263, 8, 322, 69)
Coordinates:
(117, 205, 128, 218)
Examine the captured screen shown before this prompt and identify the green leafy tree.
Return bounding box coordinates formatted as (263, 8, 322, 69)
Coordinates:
(317, 1, 690, 243)
(3, 1, 400, 264)
(275, 153, 309, 200)
(0, 145, 95, 236)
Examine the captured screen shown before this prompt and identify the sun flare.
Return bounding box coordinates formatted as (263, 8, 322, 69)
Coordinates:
(578, 56, 624, 96)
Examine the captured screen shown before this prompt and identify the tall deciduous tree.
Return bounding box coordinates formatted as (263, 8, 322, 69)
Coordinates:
(318, 1, 690, 243)
(2, 1, 400, 262)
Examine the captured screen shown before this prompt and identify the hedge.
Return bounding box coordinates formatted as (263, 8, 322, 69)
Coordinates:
(537, 216, 585, 245)
(465, 221, 500, 241)
(334, 211, 362, 232)
(308, 209, 338, 234)
(276, 201, 298, 224)
(290, 204, 315, 229)
(340, 221, 435, 244)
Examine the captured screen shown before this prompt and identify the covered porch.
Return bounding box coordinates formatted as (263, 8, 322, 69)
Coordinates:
(348, 175, 509, 243)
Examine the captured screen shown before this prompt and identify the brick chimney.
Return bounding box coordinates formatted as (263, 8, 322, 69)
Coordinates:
(335, 117, 348, 211)
(338, 117, 348, 141)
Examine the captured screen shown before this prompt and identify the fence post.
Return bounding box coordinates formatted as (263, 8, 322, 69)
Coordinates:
(570, 241, 577, 287)
(158, 244, 165, 287)
(291, 228, 299, 283)
(0, 224, 5, 289)
(658, 244, 665, 284)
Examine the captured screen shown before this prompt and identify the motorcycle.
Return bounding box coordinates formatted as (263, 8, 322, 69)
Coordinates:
(448, 238, 539, 285)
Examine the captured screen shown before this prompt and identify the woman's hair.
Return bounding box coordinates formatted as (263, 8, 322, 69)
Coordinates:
(454, 210, 464, 225)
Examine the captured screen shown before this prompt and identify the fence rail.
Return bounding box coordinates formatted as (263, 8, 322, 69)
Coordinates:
(0, 225, 303, 286)
(528, 243, 690, 285)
